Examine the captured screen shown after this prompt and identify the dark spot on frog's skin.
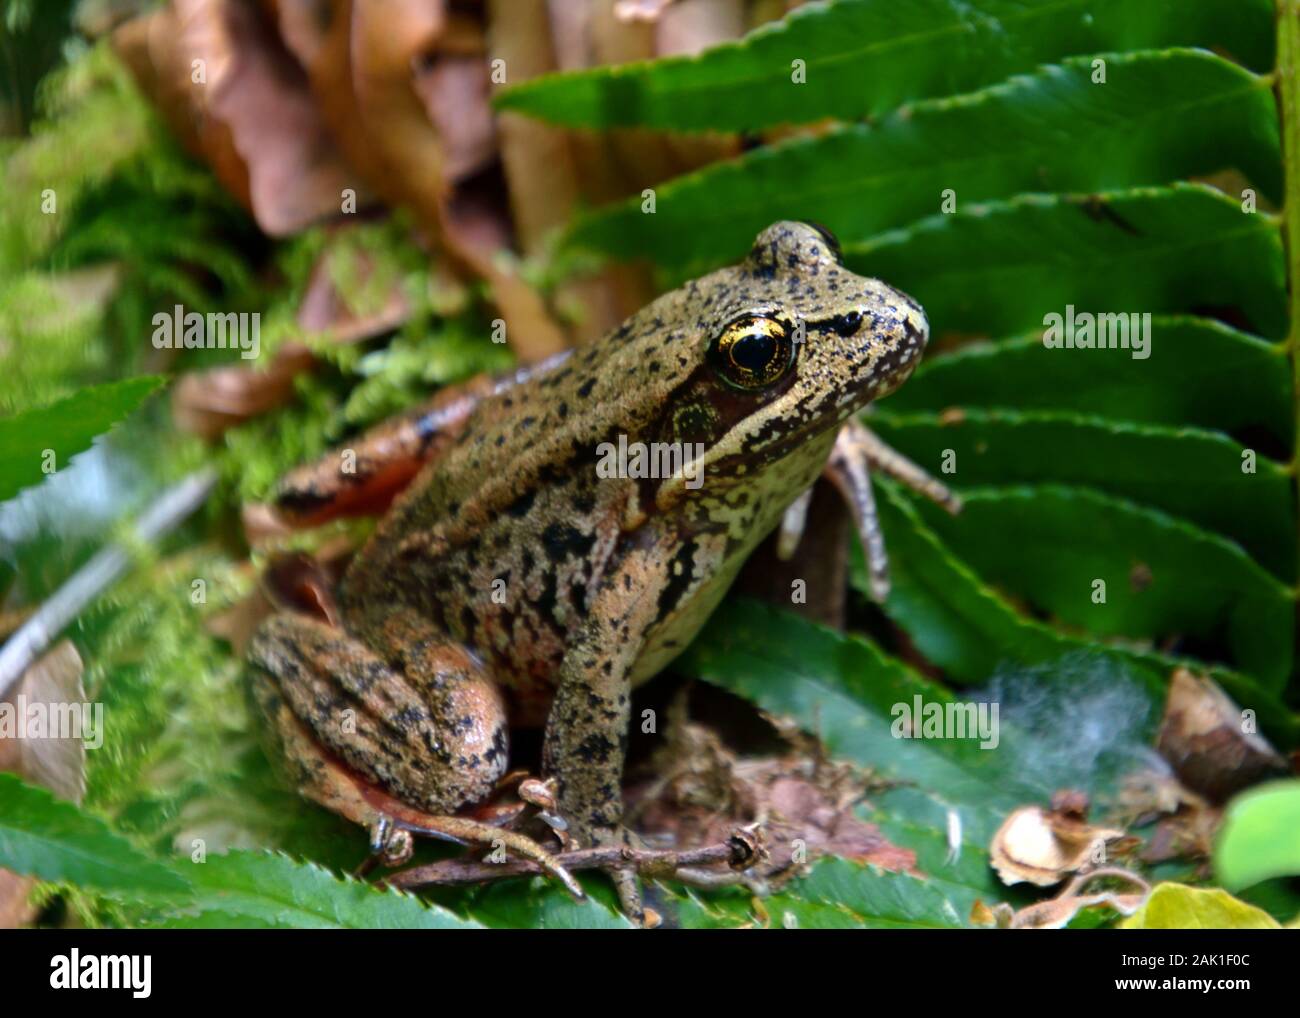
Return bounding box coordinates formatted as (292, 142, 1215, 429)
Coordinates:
(570, 441, 605, 467)
(274, 487, 331, 515)
(520, 415, 537, 430)
(393, 705, 425, 732)
(535, 571, 558, 622)
(543, 522, 594, 561)
(557, 402, 569, 419)
(573, 492, 596, 514)
(576, 733, 615, 764)
(655, 539, 697, 624)
(506, 489, 535, 517)
(495, 434, 505, 447)
(460, 604, 477, 638)
(577, 377, 597, 399)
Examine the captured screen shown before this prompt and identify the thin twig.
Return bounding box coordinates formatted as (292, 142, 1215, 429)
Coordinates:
(385, 832, 761, 890)
(0, 467, 218, 699)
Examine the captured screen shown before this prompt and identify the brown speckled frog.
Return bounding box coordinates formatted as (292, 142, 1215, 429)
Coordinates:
(248, 222, 957, 917)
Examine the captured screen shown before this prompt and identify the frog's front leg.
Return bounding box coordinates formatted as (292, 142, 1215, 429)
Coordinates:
(543, 529, 688, 834)
(779, 418, 961, 601)
(249, 610, 582, 895)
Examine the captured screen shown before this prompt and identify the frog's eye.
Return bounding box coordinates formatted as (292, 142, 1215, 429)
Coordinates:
(708, 314, 796, 391)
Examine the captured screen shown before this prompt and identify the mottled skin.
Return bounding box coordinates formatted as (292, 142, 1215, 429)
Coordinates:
(249, 222, 929, 852)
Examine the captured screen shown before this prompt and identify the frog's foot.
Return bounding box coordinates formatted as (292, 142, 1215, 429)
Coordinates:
(576, 825, 650, 927)
(778, 417, 961, 601)
(369, 816, 415, 867)
(397, 814, 585, 900)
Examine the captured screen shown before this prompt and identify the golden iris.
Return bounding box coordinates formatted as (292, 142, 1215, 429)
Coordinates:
(709, 314, 795, 390)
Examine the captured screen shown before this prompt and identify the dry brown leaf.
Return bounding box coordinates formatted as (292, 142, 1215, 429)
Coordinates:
(487, 0, 655, 342)
(1006, 869, 1150, 929)
(413, 52, 496, 183)
(1157, 667, 1287, 802)
(990, 796, 1126, 888)
(0, 641, 88, 928)
(171, 342, 316, 439)
(115, 0, 360, 236)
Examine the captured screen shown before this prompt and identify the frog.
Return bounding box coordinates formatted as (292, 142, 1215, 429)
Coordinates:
(247, 221, 958, 918)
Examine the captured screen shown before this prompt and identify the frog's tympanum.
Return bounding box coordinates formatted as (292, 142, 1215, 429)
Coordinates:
(248, 222, 955, 918)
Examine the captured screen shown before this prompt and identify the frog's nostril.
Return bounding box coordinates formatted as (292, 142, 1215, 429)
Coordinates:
(826, 310, 863, 337)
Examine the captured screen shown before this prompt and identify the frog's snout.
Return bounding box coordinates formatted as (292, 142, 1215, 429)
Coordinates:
(858, 288, 929, 399)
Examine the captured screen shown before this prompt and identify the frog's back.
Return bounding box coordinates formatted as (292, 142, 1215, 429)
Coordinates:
(336, 282, 715, 708)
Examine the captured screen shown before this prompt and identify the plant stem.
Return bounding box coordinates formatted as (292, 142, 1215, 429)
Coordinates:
(0, 468, 218, 699)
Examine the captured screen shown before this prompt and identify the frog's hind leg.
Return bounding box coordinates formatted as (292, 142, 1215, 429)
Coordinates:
(271, 375, 497, 527)
(272, 353, 575, 528)
(779, 417, 961, 602)
(249, 611, 582, 898)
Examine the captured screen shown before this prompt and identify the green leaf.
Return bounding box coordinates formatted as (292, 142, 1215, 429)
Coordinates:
(568, 50, 1280, 273)
(0, 773, 190, 895)
(682, 858, 972, 929)
(1119, 883, 1281, 929)
(444, 876, 633, 929)
(864, 480, 1298, 744)
(843, 184, 1287, 340)
(871, 410, 1294, 581)
(150, 851, 480, 929)
(881, 317, 1292, 449)
(911, 485, 1294, 687)
(775, 860, 972, 929)
(1215, 781, 1300, 891)
(0, 376, 164, 502)
(868, 787, 1013, 906)
(682, 597, 1045, 841)
(495, 0, 1273, 131)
